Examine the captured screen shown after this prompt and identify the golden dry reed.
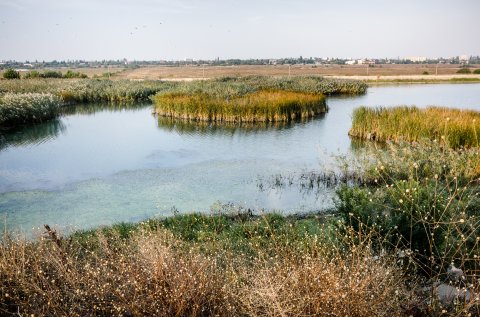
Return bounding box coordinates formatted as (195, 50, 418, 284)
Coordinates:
(154, 90, 327, 122)
(349, 106, 480, 148)
(0, 220, 409, 316)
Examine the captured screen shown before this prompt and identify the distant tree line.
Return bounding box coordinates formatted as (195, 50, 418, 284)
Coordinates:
(2, 69, 88, 79)
(1, 55, 479, 71)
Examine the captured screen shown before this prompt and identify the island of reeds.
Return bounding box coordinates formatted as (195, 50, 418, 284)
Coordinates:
(154, 90, 326, 122)
(0, 75, 366, 129)
(349, 106, 480, 148)
(152, 76, 367, 122)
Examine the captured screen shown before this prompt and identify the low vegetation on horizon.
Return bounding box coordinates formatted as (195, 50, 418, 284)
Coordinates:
(349, 106, 480, 148)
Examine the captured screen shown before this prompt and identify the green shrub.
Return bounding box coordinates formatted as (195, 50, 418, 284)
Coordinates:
(456, 68, 472, 74)
(3, 68, 20, 79)
(24, 70, 41, 79)
(474, 69, 480, 74)
(336, 141, 480, 276)
(40, 70, 63, 78)
(64, 70, 88, 78)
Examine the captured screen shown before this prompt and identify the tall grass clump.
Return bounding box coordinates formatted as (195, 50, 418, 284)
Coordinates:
(154, 90, 326, 122)
(349, 106, 480, 148)
(0, 93, 62, 128)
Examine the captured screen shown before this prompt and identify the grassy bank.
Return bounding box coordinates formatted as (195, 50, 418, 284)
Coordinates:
(0, 93, 62, 129)
(154, 90, 326, 122)
(349, 106, 480, 148)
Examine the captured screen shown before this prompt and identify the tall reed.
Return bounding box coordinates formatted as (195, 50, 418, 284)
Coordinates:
(0, 93, 62, 128)
(0, 79, 175, 104)
(349, 106, 480, 148)
(154, 90, 326, 122)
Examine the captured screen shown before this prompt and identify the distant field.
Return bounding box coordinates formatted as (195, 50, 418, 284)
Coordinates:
(2, 64, 480, 81)
(113, 64, 480, 80)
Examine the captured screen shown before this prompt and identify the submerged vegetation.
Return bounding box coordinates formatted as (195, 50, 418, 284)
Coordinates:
(349, 106, 480, 148)
(153, 76, 365, 122)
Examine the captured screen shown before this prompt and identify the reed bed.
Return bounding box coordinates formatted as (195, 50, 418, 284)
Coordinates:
(221, 75, 368, 95)
(0, 93, 62, 128)
(154, 90, 326, 122)
(0, 79, 174, 104)
(349, 106, 480, 148)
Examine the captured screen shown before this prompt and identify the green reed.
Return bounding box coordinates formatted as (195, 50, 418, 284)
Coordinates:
(349, 106, 480, 149)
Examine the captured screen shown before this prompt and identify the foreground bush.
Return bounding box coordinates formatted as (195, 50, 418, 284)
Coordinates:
(0, 93, 62, 128)
(154, 90, 326, 122)
(349, 106, 480, 148)
(0, 214, 411, 316)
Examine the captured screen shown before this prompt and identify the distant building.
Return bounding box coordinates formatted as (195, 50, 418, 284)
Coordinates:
(404, 56, 427, 62)
(345, 60, 355, 65)
(459, 55, 470, 62)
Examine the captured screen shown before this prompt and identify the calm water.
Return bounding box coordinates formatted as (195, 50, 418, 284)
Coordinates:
(1, 84, 479, 233)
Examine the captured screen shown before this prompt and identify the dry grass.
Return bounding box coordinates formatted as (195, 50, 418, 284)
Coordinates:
(114, 64, 480, 80)
(233, 231, 409, 317)
(0, 219, 411, 316)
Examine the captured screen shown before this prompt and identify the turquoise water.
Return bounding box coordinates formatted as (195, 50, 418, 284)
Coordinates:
(1, 83, 479, 233)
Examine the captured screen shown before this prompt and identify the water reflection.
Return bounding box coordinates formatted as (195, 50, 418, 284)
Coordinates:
(61, 102, 151, 115)
(0, 119, 66, 150)
(156, 114, 325, 136)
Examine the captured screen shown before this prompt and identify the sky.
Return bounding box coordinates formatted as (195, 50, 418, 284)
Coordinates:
(0, 0, 479, 61)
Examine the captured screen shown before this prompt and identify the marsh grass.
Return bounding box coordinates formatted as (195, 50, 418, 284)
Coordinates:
(0, 79, 174, 104)
(0, 93, 62, 128)
(154, 90, 327, 122)
(349, 106, 480, 148)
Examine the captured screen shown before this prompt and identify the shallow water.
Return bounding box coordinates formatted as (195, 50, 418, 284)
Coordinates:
(1, 83, 479, 233)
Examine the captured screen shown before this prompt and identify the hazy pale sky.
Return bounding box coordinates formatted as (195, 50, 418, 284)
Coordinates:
(0, 0, 478, 61)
